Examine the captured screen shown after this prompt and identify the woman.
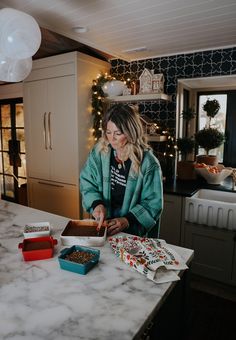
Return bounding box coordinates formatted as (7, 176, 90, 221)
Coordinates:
(80, 104, 163, 237)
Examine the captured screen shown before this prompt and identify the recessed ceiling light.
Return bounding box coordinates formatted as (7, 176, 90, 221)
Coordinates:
(72, 26, 88, 33)
(122, 46, 148, 53)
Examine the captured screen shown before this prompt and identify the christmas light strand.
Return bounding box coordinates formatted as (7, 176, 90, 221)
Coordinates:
(91, 73, 115, 140)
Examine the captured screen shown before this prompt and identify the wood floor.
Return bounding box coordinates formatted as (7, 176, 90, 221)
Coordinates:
(184, 275, 236, 340)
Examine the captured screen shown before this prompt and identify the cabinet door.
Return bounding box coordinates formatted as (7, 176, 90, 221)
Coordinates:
(24, 80, 51, 180)
(27, 178, 80, 219)
(24, 75, 77, 184)
(231, 235, 236, 284)
(159, 194, 183, 245)
(184, 222, 234, 283)
(48, 75, 77, 184)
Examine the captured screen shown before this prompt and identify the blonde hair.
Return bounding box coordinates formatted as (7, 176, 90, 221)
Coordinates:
(98, 104, 151, 173)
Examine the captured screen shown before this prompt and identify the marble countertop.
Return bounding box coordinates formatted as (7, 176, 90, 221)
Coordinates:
(0, 200, 193, 340)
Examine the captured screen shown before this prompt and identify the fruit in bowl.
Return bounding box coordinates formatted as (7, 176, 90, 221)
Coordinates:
(194, 163, 232, 185)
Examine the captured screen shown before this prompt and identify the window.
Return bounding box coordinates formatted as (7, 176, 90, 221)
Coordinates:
(178, 78, 236, 168)
(0, 98, 27, 202)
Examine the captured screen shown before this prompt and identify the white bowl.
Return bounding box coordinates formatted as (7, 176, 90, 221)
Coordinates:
(102, 80, 124, 96)
(195, 167, 232, 185)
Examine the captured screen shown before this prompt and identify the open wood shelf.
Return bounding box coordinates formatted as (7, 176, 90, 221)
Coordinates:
(105, 93, 171, 102)
(147, 135, 168, 142)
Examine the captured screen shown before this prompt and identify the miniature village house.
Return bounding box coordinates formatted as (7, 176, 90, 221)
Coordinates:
(139, 68, 164, 94)
(140, 114, 168, 141)
(139, 114, 156, 135)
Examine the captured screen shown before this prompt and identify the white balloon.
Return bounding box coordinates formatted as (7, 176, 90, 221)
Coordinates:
(0, 8, 41, 59)
(0, 53, 32, 82)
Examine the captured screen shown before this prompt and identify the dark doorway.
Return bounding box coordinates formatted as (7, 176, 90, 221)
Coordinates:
(0, 98, 27, 205)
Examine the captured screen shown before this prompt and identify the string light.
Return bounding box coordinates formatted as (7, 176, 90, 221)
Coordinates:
(91, 72, 112, 139)
(164, 132, 177, 158)
(91, 72, 129, 139)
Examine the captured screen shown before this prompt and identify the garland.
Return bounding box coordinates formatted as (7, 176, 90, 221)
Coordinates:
(91, 73, 114, 140)
(91, 73, 136, 140)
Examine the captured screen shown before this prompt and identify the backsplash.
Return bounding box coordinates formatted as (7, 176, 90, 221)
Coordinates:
(110, 47, 236, 133)
(110, 47, 236, 179)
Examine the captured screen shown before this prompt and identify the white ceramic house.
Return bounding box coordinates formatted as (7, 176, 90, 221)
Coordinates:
(139, 68, 164, 94)
(139, 68, 153, 94)
(152, 72, 164, 93)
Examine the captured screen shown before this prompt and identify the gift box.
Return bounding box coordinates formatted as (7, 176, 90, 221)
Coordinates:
(18, 236, 57, 261)
(58, 245, 100, 275)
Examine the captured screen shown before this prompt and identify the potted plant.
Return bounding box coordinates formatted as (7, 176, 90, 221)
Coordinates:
(177, 137, 195, 161)
(195, 98, 224, 165)
(177, 137, 196, 180)
(181, 107, 196, 137)
(203, 98, 220, 119)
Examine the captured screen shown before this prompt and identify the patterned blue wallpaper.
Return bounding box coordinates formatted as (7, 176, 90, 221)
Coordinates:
(110, 47, 236, 133)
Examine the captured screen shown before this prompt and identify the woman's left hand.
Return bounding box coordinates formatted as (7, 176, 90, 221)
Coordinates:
(107, 217, 129, 236)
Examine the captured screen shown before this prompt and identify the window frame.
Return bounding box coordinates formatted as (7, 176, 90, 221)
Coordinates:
(196, 90, 236, 167)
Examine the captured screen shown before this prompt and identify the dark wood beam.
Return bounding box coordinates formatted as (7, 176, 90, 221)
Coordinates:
(33, 27, 113, 62)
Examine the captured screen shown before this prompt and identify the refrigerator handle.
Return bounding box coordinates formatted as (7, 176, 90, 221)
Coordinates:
(48, 112, 52, 150)
(43, 112, 48, 150)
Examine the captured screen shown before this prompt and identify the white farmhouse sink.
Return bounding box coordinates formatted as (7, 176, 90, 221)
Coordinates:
(185, 189, 236, 230)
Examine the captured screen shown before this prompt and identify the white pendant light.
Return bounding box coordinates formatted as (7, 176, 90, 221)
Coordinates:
(0, 53, 32, 82)
(0, 8, 41, 60)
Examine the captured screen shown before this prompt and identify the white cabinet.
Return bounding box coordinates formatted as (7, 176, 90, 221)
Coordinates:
(24, 52, 110, 218)
(24, 75, 77, 184)
(160, 190, 236, 285)
(27, 178, 79, 219)
(183, 221, 236, 285)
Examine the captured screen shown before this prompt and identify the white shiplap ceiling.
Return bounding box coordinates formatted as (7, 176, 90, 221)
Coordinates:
(0, 0, 236, 61)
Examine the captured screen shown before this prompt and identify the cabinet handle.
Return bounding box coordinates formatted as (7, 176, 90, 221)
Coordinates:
(43, 112, 48, 150)
(48, 112, 52, 150)
(38, 181, 64, 188)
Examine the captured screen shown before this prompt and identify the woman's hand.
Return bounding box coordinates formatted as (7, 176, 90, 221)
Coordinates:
(92, 204, 106, 230)
(107, 217, 129, 236)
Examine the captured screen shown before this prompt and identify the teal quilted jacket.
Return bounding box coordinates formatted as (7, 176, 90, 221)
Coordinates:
(80, 143, 163, 237)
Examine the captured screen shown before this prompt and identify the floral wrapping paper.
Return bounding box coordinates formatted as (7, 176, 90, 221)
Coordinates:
(108, 236, 188, 284)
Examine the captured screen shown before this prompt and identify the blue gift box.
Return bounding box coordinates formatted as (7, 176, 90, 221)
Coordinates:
(58, 245, 100, 275)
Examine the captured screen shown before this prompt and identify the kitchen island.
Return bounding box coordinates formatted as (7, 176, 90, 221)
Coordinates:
(0, 200, 193, 340)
